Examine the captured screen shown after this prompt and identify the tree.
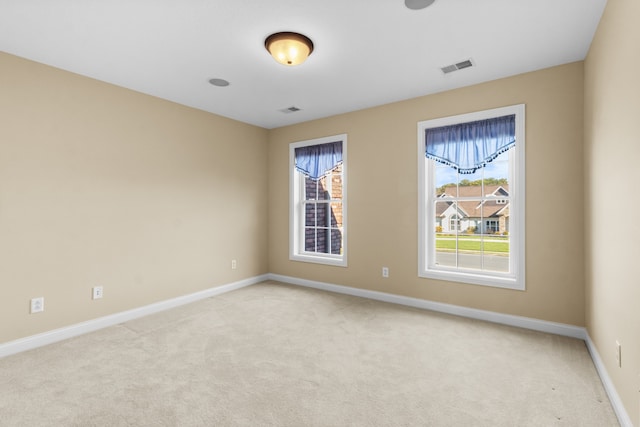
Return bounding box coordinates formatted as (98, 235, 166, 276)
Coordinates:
(437, 178, 508, 194)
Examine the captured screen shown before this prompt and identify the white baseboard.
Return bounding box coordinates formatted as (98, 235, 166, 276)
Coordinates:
(268, 273, 587, 339)
(268, 273, 633, 427)
(585, 335, 634, 427)
(1, 273, 631, 427)
(0, 274, 268, 359)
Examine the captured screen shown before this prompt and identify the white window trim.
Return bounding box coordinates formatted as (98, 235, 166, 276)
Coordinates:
(417, 105, 525, 290)
(289, 134, 347, 267)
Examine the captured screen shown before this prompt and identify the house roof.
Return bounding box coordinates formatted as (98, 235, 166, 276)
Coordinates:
(437, 185, 509, 219)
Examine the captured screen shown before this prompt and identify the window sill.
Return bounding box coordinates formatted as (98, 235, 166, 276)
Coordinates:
(420, 268, 524, 291)
(290, 253, 347, 267)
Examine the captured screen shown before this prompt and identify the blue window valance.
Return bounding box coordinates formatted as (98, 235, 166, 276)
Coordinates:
(295, 141, 343, 180)
(425, 114, 516, 174)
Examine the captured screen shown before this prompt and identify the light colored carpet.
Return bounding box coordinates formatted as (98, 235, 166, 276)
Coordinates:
(0, 281, 618, 426)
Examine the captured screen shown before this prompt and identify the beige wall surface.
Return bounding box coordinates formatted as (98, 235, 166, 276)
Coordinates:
(0, 52, 268, 344)
(268, 62, 586, 326)
(584, 0, 640, 424)
(1, 12, 636, 422)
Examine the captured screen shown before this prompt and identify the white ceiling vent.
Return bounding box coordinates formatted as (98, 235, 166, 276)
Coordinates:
(441, 59, 474, 74)
(280, 106, 302, 113)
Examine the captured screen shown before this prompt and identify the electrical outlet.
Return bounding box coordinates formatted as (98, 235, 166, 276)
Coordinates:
(615, 341, 621, 368)
(92, 286, 103, 300)
(231, 259, 237, 270)
(382, 267, 389, 278)
(30, 297, 44, 314)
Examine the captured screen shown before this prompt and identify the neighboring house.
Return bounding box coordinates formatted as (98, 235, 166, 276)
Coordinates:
(435, 185, 509, 234)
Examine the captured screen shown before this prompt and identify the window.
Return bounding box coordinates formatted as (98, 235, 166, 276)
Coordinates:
(449, 214, 462, 232)
(484, 219, 500, 234)
(418, 105, 525, 290)
(290, 135, 347, 266)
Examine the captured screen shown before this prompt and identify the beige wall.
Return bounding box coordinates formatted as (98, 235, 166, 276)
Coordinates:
(585, 0, 640, 424)
(4, 20, 635, 421)
(268, 62, 586, 326)
(0, 52, 268, 343)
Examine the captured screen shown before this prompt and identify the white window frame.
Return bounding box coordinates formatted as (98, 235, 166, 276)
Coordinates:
(289, 134, 347, 267)
(417, 105, 525, 290)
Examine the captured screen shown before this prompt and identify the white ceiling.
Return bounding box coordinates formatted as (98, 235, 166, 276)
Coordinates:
(0, 0, 606, 129)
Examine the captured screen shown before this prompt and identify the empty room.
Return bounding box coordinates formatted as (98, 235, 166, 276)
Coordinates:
(0, 0, 638, 425)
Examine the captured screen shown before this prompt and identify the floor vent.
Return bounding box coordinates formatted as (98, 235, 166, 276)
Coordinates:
(441, 59, 474, 74)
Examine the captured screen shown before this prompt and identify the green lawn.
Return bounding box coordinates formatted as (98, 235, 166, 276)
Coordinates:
(436, 236, 509, 253)
(436, 233, 508, 241)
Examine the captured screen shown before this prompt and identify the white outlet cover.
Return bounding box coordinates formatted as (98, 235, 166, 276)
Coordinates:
(92, 286, 103, 300)
(30, 297, 44, 313)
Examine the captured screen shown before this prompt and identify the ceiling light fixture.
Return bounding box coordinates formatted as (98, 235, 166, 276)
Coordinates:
(265, 32, 314, 66)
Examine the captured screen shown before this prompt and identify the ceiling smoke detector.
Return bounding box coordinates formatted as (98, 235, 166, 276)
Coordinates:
(208, 78, 230, 87)
(441, 59, 474, 74)
(405, 0, 436, 10)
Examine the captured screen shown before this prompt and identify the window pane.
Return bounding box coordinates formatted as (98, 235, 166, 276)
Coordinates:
(331, 202, 342, 227)
(434, 200, 455, 268)
(305, 228, 316, 252)
(316, 228, 330, 254)
(481, 233, 510, 273)
(305, 203, 316, 227)
(330, 228, 342, 255)
(456, 235, 482, 270)
(305, 176, 318, 200)
(330, 166, 343, 200)
(482, 152, 509, 199)
(301, 169, 344, 256)
(316, 175, 330, 200)
(434, 200, 446, 233)
(458, 180, 482, 201)
(316, 202, 329, 227)
(458, 169, 483, 196)
(481, 198, 510, 273)
(457, 202, 482, 271)
(435, 236, 457, 268)
(435, 164, 457, 197)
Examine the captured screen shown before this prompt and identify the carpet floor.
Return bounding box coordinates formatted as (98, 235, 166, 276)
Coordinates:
(0, 281, 618, 426)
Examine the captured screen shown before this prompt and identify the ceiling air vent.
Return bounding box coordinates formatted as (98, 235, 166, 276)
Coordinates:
(280, 106, 302, 114)
(441, 59, 474, 74)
